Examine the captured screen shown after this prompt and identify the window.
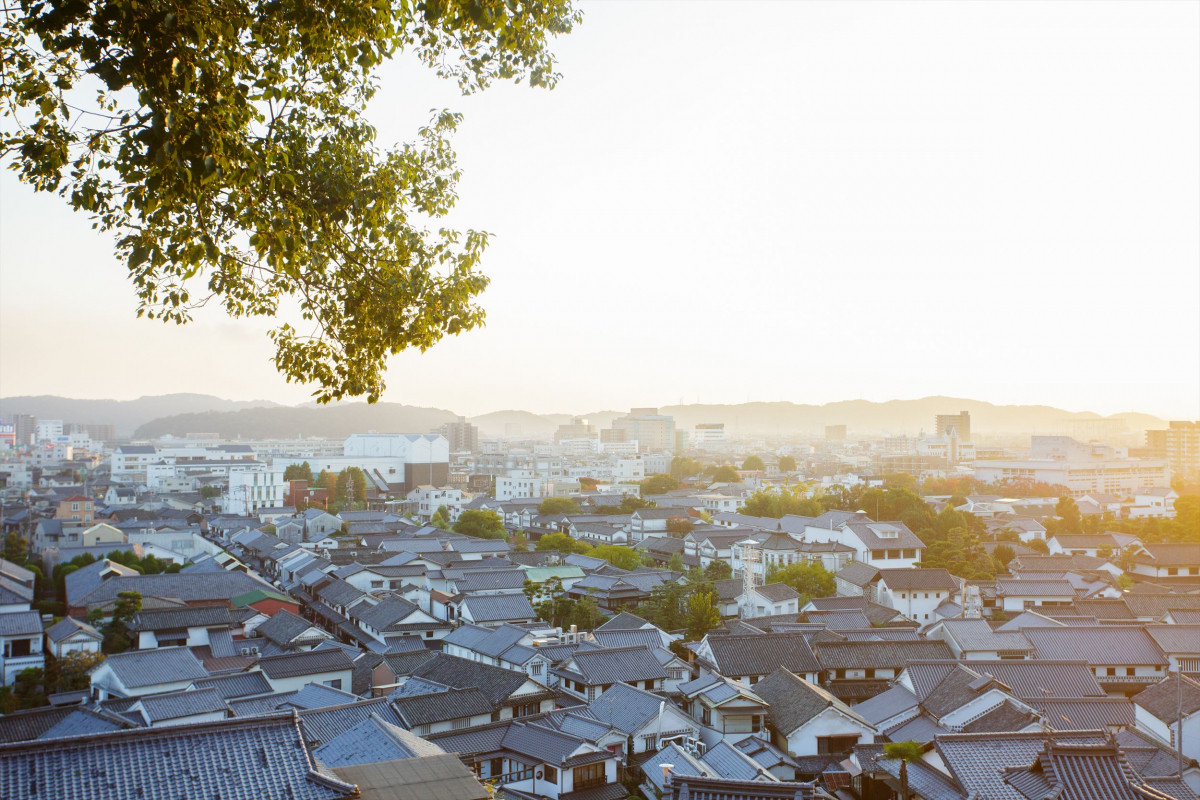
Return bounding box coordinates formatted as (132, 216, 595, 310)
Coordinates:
(452, 717, 469, 730)
(817, 735, 860, 755)
(323, 679, 343, 690)
(1106, 668, 1117, 677)
(542, 765, 557, 783)
(702, 707, 712, 725)
(573, 763, 606, 790)
(531, 663, 543, 676)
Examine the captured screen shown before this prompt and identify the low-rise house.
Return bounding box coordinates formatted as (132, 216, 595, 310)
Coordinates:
(1129, 543, 1200, 582)
(396, 653, 557, 723)
(0, 713, 358, 800)
(66, 570, 274, 617)
(873, 568, 959, 623)
(255, 648, 355, 693)
(924, 618, 1034, 660)
(1022, 626, 1169, 695)
(812, 640, 954, 703)
(754, 668, 877, 758)
(391, 683, 499, 735)
(452, 594, 539, 629)
(1145, 625, 1200, 675)
(565, 569, 681, 613)
(584, 681, 702, 755)
(351, 596, 448, 645)
(253, 609, 334, 653)
(693, 632, 821, 687)
(736, 582, 802, 619)
(131, 606, 235, 650)
(442, 623, 553, 681)
(43, 616, 103, 658)
(680, 671, 774, 749)
(994, 577, 1077, 613)
(0, 611, 44, 685)
(555, 644, 668, 701)
(89, 647, 210, 699)
(128, 687, 229, 728)
(1133, 673, 1200, 758)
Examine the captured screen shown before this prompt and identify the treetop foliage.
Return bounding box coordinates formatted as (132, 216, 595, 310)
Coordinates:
(2, 0, 581, 402)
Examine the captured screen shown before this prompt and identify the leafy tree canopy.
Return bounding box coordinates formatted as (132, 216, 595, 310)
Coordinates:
(777, 455, 797, 472)
(742, 455, 764, 471)
(740, 486, 822, 519)
(2, 0, 580, 402)
(591, 544, 640, 571)
(766, 562, 835, 606)
(710, 465, 740, 484)
(451, 509, 506, 540)
(538, 497, 580, 515)
(641, 474, 679, 495)
(535, 531, 592, 555)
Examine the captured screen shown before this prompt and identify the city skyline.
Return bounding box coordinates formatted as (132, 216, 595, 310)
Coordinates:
(2, 0, 1198, 419)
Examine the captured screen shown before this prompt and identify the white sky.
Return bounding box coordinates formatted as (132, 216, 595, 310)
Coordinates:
(1, 0, 1198, 418)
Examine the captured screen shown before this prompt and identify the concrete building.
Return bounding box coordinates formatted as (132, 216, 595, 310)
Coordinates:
(935, 411, 972, 442)
(972, 436, 1170, 497)
(440, 416, 479, 453)
(610, 408, 676, 453)
(1145, 420, 1200, 480)
(275, 433, 450, 495)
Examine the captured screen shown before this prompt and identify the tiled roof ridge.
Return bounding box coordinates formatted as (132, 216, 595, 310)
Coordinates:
(0, 709, 299, 751)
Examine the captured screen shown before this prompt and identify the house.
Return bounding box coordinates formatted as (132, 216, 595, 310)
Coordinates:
(693, 632, 821, 687)
(554, 644, 668, 701)
(678, 672, 772, 747)
(66, 570, 274, 617)
(1129, 544, 1200, 581)
(130, 606, 235, 650)
(924, 618, 1033, 660)
(0, 713, 358, 800)
(1133, 673, 1200, 759)
(453, 594, 539, 628)
(1022, 626, 1169, 695)
(351, 596, 449, 645)
(390, 683, 499, 735)
(43, 616, 103, 658)
(565, 569, 681, 613)
(127, 687, 229, 728)
(994, 578, 1077, 613)
(1000, 738, 1184, 799)
(1047, 533, 1126, 557)
(255, 648, 355, 693)
(397, 653, 557, 723)
(54, 495, 94, 524)
(754, 668, 877, 758)
(812, 640, 954, 703)
(253, 609, 334, 653)
(737, 582, 802, 619)
(583, 681, 702, 754)
(0, 611, 44, 685)
(872, 568, 959, 624)
(594, 610, 680, 647)
(89, 647, 210, 699)
(442, 623, 553, 680)
(0, 559, 36, 612)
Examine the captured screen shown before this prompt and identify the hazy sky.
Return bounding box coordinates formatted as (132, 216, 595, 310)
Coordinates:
(2, 1, 1198, 418)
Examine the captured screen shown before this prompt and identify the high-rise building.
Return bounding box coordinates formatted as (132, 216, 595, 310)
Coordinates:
(825, 425, 847, 441)
(1146, 421, 1199, 479)
(554, 417, 597, 443)
(610, 408, 676, 453)
(11, 414, 36, 447)
(35, 419, 63, 443)
(935, 411, 971, 442)
(693, 423, 725, 448)
(440, 416, 479, 453)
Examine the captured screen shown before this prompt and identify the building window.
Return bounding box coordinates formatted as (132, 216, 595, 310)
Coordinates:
(323, 679, 342, 690)
(573, 763, 606, 790)
(531, 663, 543, 676)
(817, 735, 860, 755)
(542, 765, 557, 784)
(452, 717, 469, 730)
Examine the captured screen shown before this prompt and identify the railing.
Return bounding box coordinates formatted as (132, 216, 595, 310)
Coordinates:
(573, 776, 608, 792)
(491, 768, 535, 784)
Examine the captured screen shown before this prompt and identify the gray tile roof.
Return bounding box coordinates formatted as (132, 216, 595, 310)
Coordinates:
(257, 648, 353, 680)
(590, 629, 662, 650)
(754, 668, 870, 734)
(754, 582, 801, 603)
(935, 729, 1107, 800)
(1023, 626, 1168, 666)
(314, 713, 444, 767)
(298, 698, 407, 745)
(813, 639, 953, 670)
(877, 567, 958, 590)
(1132, 673, 1200, 724)
(131, 605, 233, 631)
(0, 610, 42, 636)
(804, 609, 872, 630)
(459, 593, 537, 623)
(452, 569, 528, 593)
(584, 682, 675, 735)
(410, 653, 548, 706)
(703, 632, 820, 677)
(563, 645, 668, 685)
(1145, 624, 1200, 656)
(1038, 697, 1136, 730)
(134, 687, 228, 723)
(0, 707, 90, 743)
(934, 618, 1033, 654)
(329, 752, 489, 800)
(996, 578, 1077, 597)
(283, 682, 362, 710)
(227, 691, 299, 717)
(698, 740, 765, 781)
(392, 687, 494, 726)
(353, 597, 425, 631)
(102, 647, 209, 689)
(255, 609, 323, 646)
(37, 709, 129, 740)
(904, 659, 1105, 701)
(0, 712, 355, 800)
(596, 611, 653, 630)
(192, 671, 274, 699)
(852, 684, 918, 726)
(71, 570, 273, 608)
(843, 521, 925, 550)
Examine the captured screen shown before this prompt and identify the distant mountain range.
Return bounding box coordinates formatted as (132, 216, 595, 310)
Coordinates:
(0, 393, 1172, 441)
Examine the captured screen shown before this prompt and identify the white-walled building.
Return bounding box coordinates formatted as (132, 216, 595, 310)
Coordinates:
(224, 469, 287, 514)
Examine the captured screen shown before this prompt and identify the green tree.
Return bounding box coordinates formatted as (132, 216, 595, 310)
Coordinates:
(742, 455, 765, 471)
(670, 457, 704, 480)
(1053, 496, 1082, 534)
(740, 487, 823, 519)
(641, 474, 679, 495)
(511, 530, 530, 552)
(667, 552, 685, 573)
(535, 532, 592, 555)
(778, 455, 797, 472)
(199, 485, 221, 499)
(704, 560, 732, 581)
(11, 667, 47, 710)
(431, 505, 452, 530)
(710, 465, 741, 484)
(283, 462, 314, 483)
(349, 467, 368, 505)
(335, 470, 353, 505)
(1, 0, 581, 403)
(538, 497, 580, 515)
(684, 590, 721, 640)
(592, 545, 641, 571)
(883, 741, 925, 800)
(767, 562, 835, 605)
(102, 590, 142, 653)
(665, 516, 695, 537)
(3, 532, 27, 565)
(452, 509, 507, 540)
(992, 544, 1016, 569)
(53, 651, 106, 693)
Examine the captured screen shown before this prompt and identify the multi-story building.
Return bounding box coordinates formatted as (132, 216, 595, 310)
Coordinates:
(274, 433, 449, 495)
(935, 411, 972, 441)
(440, 416, 479, 453)
(34, 419, 64, 442)
(609, 408, 675, 453)
(11, 415, 36, 448)
(972, 436, 1170, 497)
(554, 416, 597, 443)
(224, 469, 286, 514)
(1145, 420, 1199, 479)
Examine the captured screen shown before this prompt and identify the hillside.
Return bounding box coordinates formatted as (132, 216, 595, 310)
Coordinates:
(133, 402, 459, 440)
(0, 394, 280, 437)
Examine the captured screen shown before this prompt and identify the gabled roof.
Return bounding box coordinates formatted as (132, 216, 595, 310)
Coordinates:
(256, 609, 328, 647)
(936, 729, 1108, 800)
(585, 681, 681, 735)
(842, 520, 925, 550)
(256, 648, 353, 680)
(353, 598, 425, 631)
(596, 610, 652, 630)
(1001, 739, 1172, 800)
(563, 645, 668, 685)
(754, 668, 871, 734)
(458, 593, 536, 623)
(834, 561, 879, 586)
(297, 698, 406, 745)
(44, 615, 102, 644)
(703, 632, 820, 677)
(134, 688, 227, 723)
(191, 671, 274, 700)
(99, 647, 209, 688)
(410, 653, 547, 706)
(877, 568, 958, 590)
(0, 610, 43, 637)
(906, 659, 1105, 701)
(0, 713, 355, 800)
(392, 687, 494, 726)
(813, 639, 953, 671)
(70, 571, 272, 608)
(314, 712, 445, 767)
(933, 618, 1034, 654)
(1023, 626, 1168, 666)
(1133, 673, 1200, 724)
(131, 605, 233, 632)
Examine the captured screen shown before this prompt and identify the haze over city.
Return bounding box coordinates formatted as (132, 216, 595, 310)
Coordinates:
(2, 0, 1198, 419)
